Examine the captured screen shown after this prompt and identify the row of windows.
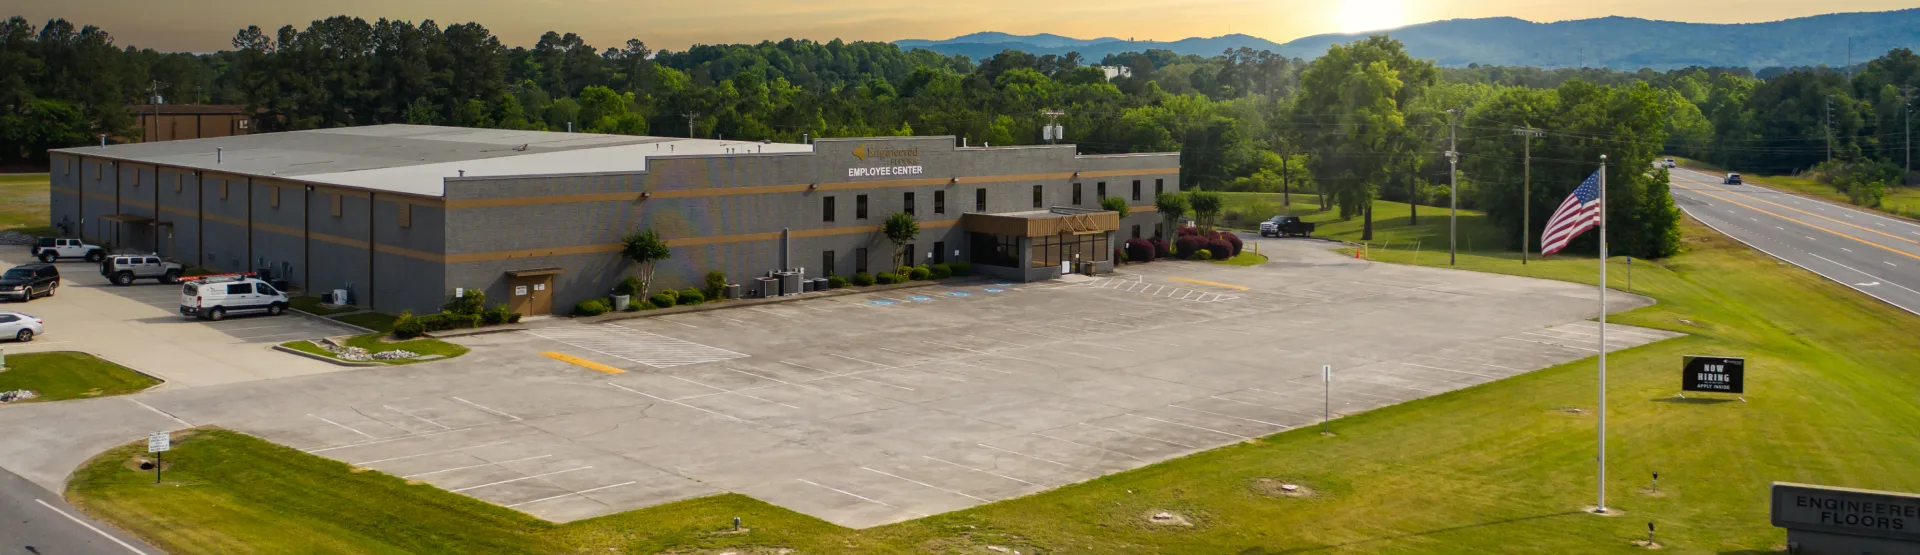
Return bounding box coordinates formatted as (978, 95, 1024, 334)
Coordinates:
(821, 178, 1167, 222)
(818, 241, 949, 276)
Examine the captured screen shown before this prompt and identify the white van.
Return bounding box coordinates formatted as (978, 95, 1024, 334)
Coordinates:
(178, 273, 289, 321)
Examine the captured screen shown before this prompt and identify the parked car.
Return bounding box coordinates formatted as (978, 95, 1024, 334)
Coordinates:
(100, 254, 183, 286)
(0, 311, 43, 342)
(0, 263, 59, 302)
(1259, 215, 1316, 238)
(1724, 173, 1743, 185)
(31, 238, 105, 263)
(179, 273, 289, 321)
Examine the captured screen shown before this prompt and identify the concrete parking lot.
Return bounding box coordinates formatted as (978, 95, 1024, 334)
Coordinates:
(0, 238, 1680, 528)
(0, 251, 360, 388)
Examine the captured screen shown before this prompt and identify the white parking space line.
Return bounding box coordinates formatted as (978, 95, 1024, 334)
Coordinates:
(308, 413, 377, 439)
(1032, 431, 1143, 461)
(920, 340, 992, 355)
(1168, 404, 1288, 427)
(527, 326, 748, 368)
(507, 480, 637, 507)
(976, 443, 1075, 468)
(943, 359, 1013, 375)
(405, 454, 554, 478)
(35, 499, 151, 555)
(796, 478, 917, 514)
(1413, 353, 1523, 371)
(661, 373, 801, 409)
(352, 440, 510, 465)
(779, 360, 914, 391)
(1130, 414, 1253, 440)
(451, 396, 523, 421)
(607, 382, 745, 422)
(1399, 362, 1497, 380)
(921, 455, 1038, 486)
(451, 466, 593, 492)
(961, 334, 1027, 347)
(384, 405, 452, 430)
(829, 353, 965, 382)
(862, 466, 988, 502)
(127, 398, 192, 428)
(1078, 423, 1197, 449)
(1208, 395, 1321, 418)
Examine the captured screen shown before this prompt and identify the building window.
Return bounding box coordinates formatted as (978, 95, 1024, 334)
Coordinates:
(1072, 183, 1082, 205)
(904, 192, 915, 216)
(856, 194, 868, 219)
(1032, 185, 1043, 208)
(934, 190, 945, 214)
(823, 195, 835, 222)
(970, 233, 1020, 267)
(1155, 178, 1164, 196)
(269, 187, 280, 208)
(903, 244, 915, 266)
(822, 250, 836, 276)
(975, 188, 986, 212)
(1096, 182, 1106, 199)
(933, 241, 945, 263)
(1030, 233, 1108, 268)
(855, 247, 868, 274)
(398, 203, 413, 228)
(1132, 180, 1141, 201)
(331, 194, 343, 217)
(1132, 224, 1141, 239)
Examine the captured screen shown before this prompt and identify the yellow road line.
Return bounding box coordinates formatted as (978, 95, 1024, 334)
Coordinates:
(1166, 277, 1251, 291)
(542, 352, 626, 374)
(1676, 172, 1920, 248)
(1676, 184, 1920, 264)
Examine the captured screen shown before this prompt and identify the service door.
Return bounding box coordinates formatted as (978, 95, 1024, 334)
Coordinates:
(509, 275, 554, 315)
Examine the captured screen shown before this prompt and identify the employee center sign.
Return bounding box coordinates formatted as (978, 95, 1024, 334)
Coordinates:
(847, 144, 923, 178)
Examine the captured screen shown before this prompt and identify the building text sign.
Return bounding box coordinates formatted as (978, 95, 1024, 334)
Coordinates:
(1772, 482, 1920, 543)
(848, 143, 924, 178)
(1682, 355, 1744, 394)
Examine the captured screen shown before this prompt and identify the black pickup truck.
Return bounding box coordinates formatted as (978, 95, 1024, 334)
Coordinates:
(1258, 215, 1315, 238)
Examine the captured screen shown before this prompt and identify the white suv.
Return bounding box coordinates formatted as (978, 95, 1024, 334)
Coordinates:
(31, 238, 106, 263)
(179, 274, 289, 321)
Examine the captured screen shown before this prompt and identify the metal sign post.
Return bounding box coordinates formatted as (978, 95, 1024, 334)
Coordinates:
(1322, 364, 1332, 434)
(147, 431, 171, 484)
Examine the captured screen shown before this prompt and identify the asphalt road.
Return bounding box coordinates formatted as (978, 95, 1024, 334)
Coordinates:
(0, 466, 158, 555)
(1669, 167, 1920, 316)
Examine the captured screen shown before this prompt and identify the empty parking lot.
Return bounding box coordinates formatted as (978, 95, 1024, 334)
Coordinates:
(0, 240, 1679, 527)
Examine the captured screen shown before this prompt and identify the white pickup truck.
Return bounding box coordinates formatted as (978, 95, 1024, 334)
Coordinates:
(30, 238, 107, 263)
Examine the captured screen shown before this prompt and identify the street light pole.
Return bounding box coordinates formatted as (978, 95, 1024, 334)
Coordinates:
(1512, 126, 1545, 265)
(1447, 109, 1459, 266)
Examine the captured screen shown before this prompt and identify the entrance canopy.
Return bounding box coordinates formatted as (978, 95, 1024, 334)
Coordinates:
(506, 267, 566, 277)
(959, 207, 1119, 237)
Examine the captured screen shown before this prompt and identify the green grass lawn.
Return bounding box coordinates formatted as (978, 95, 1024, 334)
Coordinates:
(1670, 156, 1920, 221)
(280, 333, 466, 365)
(63, 206, 1920, 553)
(0, 352, 158, 401)
(333, 311, 399, 333)
(0, 173, 52, 234)
(1210, 250, 1268, 266)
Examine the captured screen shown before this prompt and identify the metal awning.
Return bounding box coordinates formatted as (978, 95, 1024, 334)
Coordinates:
(960, 208, 1120, 237)
(506, 267, 566, 277)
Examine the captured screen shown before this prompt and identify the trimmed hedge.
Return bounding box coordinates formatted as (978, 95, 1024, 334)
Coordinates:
(1176, 225, 1200, 237)
(1173, 235, 1211, 259)
(828, 275, 849, 288)
(1150, 238, 1171, 259)
(951, 261, 972, 276)
(909, 267, 931, 280)
(678, 288, 704, 305)
(573, 299, 611, 317)
(703, 270, 728, 299)
(649, 292, 677, 308)
(929, 263, 952, 279)
(852, 272, 876, 286)
(1124, 238, 1156, 263)
(1207, 230, 1244, 256)
(1195, 248, 1213, 260)
(876, 272, 903, 284)
(1207, 239, 1235, 259)
(612, 276, 643, 296)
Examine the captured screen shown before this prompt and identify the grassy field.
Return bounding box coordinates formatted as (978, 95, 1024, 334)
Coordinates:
(280, 333, 467, 365)
(334, 311, 399, 333)
(1210, 251, 1268, 266)
(0, 352, 158, 401)
(1670, 156, 1920, 221)
(0, 173, 52, 235)
(64, 205, 1920, 553)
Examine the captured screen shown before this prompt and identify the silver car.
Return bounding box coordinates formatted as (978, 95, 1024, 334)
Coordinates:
(0, 311, 44, 342)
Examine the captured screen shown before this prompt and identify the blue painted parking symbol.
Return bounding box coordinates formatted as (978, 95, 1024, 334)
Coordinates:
(984, 288, 1004, 293)
(995, 283, 1015, 287)
(868, 299, 897, 306)
(946, 291, 971, 297)
(908, 295, 933, 302)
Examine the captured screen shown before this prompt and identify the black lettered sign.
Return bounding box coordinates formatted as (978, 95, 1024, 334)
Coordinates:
(1682, 355, 1744, 393)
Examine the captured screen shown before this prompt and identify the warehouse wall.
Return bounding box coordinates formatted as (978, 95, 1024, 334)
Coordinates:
(304, 187, 372, 306)
(371, 194, 447, 315)
(49, 154, 78, 238)
(199, 172, 250, 273)
(443, 138, 1178, 314)
(155, 167, 199, 262)
(247, 179, 306, 287)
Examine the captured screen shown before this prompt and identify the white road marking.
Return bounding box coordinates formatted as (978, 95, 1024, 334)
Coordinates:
(507, 480, 638, 507)
(451, 396, 522, 421)
(384, 404, 452, 430)
(451, 466, 593, 492)
(1077, 423, 1197, 449)
(127, 398, 192, 428)
(1399, 362, 1498, 379)
(862, 466, 988, 501)
(1130, 414, 1252, 440)
(528, 327, 748, 368)
(1033, 431, 1143, 461)
(607, 382, 745, 422)
(796, 478, 918, 514)
(308, 413, 377, 439)
(976, 442, 1075, 468)
(1168, 404, 1288, 427)
(405, 455, 553, 478)
(921, 455, 1039, 486)
(36, 499, 150, 554)
(778, 360, 914, 391)
(352, 440, 513, 465)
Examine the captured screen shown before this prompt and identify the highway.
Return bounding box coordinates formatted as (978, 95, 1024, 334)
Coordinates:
(1669, 167, 1920, 316)
(0, 465, 159, 554)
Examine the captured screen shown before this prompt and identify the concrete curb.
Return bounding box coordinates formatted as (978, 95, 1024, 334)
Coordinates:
(571, 277, 983, 326)
(287, 307, 379, 335)
(426, 324, 530, 338)
(270, 343, 383, 367)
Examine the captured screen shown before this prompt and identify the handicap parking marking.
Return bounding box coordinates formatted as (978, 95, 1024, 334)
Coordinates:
(945, 291, 971, 297)
(907, 295, 934, 302)
(983, 288, 1005, 293)
(868, 299, 898, 306)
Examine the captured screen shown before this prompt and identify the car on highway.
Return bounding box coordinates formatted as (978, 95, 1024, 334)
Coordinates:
(1724, 173, 1743, 185)
(0, 263, 59, 302)
(1664, 158, 1676, 168)
(30, 238, 105, 263)
(0, 311, 44, 342)
(179, 273, 289, 321)
(1259, 215, 1316, 238)
(100, 255, 183, 286)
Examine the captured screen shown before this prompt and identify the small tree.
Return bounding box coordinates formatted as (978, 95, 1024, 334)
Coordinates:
(1099, 196, 1130, 219)
(882, 212, 920, 268)
(1188, 190, 1224, 230)
(620, 228, 671, 299)
(1154, 192, 1189, 238)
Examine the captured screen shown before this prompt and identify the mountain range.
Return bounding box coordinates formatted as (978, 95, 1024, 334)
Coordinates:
(894, 9, 1920, 70)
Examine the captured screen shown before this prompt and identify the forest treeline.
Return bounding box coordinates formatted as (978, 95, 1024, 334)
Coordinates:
(4, 15, 1919, 256)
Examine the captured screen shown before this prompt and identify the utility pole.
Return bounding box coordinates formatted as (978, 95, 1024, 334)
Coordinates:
(1903, 85, 1915, 177)
(146, 80, 168, 143)
(1825, 96, 1834, 163)
(1512, 126, 1545, 265)
(1446, 109, 1459, 266)
(684, 112, 698, 139)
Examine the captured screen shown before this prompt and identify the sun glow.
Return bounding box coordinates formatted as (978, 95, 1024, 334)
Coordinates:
(1332, 0, 1409, 34)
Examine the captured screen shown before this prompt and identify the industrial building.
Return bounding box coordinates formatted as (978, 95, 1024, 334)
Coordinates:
(128, 104, 254, 143)
(50, 125, 1179, 316)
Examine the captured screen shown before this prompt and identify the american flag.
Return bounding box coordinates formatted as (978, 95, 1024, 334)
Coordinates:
(1540, 171, 1601, 257)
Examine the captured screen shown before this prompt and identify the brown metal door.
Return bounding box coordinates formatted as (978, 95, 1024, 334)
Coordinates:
(508, 275, 555, 315)
(530, 276, 552, 314)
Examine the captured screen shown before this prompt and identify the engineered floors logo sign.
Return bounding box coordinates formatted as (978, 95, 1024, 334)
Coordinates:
(848, 144, 923, 177)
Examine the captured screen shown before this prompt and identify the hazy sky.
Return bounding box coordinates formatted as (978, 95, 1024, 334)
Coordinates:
(4, 0, 1914, 53)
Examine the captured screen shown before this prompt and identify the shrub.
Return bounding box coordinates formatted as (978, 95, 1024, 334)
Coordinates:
(649, 292, 677, 308)
(876, 272, 902, 284)
(612, 276, 643, 297)
(393, 311, 424, 339)
(928, 264, 952, 279)
(1207, 230, 1244, 256)
(507, 312, 522, 323)
(703, 270, 727, 299)
(678, 288, 705, 305)
(896, 266, 914, 277)
(1176, 225, 1200, 237)
(1195, 248, 1213, 260)
(1207, 239, 1235, 259)
(637, 300, 656, 310)
(574, 299, 611, 317)
(1150, 238, 1171, 259)
(1173, 235, 1210, 259)
(828, 275, 849, 288)
(1125, 238, 1156, 263)
(950, 261, 972, 276)
(481, 305, 513, 325)
(909, 267, 931, 280)
(442, 289, 486, 315)
(661, 289, 680, 301)
(1225, 233, 1244, 256)
(852, 272, 876, 286)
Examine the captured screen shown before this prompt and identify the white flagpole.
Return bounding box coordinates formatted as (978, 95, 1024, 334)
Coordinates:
(1596, 155, 1609, 514)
